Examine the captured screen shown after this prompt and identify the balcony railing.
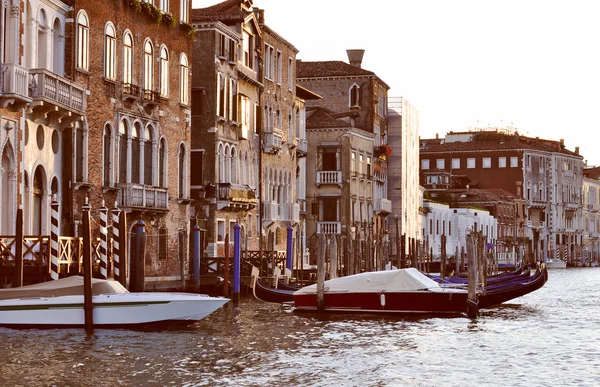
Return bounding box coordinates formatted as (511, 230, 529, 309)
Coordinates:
(29, 68, 86, 113)
(317, 171, 342, 185)
(289, 203, 300, 222)
(317, 222, 341, 235)
(216, 183, 258, 210)
(142, 89, 159, 104)
(122, 83, 140, 100)
(374, 198, 392, 215)
(296, 138, 307, 154)
(118, 184, 169, 209)
(0, 63, 31, 106)
(565, 202, 580, 211)
(262, 202, 300, 222)
(263, 131, 282, 153)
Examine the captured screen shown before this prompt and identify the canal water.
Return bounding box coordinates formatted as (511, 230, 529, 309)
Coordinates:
(1, 268, 599, 387)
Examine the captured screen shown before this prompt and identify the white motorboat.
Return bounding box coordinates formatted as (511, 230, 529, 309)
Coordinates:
(545, 258, 566, 269)
(0, 276, 229, 328)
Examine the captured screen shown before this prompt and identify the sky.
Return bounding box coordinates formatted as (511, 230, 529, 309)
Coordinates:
(192, 0, 600, 165)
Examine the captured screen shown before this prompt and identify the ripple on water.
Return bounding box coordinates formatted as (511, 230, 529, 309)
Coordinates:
(2, 269, 600, 387)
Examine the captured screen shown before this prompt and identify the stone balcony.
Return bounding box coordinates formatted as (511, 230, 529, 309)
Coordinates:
(28, 68, 86, 122)
(263, 130, 282, 154)
(216, 183, 258, 211)
(263, 202, 300, 225)
(316, 170, 342, 186)
(0, 63, 32, 110)
(317, 221, 342, 235)
(117, 184, 169, 211)
(296, 138, 307, 157)
(374, 198, 392, 215)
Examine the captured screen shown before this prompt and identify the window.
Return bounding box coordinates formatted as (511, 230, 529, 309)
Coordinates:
(144, 126, 153, 185)
(131, 123, 142, 184)
(526, 154, 531, 170)
(103, 124, 112, 187)
(217, 73, 225, 117)
(349, 84, 360, 107)
(76, 12, 89, 70)
(499, 157, 506, 168)
(159, 46, 169, 97)
(180, 54, 189, 105)
(118, 120, 128, 184)
(467, 158, 476, 168)
(217, 220, 225, 242)
(242, 31, 253, 69)
(288, 57, 293, 89)
(178, 143, 187, 198)
(276, 51, 282, 84)
(159, 138, 167, 187)
(180, 0, 189, 23)
(264, 44, 274, 80)
(104, 23, 116, 80)
(317, 147, 340, 172)
(436, 159, 445, 169)
(483, 157, 491, 168)
(421, 159, 430, 170)
(240, 95, 251, 139)
(228, 79, 235, 120)
(359, 154, 364, 175)
(159, 0, 169, 12)
(452, 158, 460, 169)
(367, 156, 372, 179)
(351, 152, 357, 176)
(74, 122, 87, 183)
(510, 156, 518, 168)
(123, 32, 133, 85)
(143, 39, 153, 93)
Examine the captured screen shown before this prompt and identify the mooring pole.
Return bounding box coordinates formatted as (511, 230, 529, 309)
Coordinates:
(224, 232, 230, 297)
(466, 233, 479, 319)
(50, 197, 60, 280)
(13, 207, 23, 287)
(192, 220, 201, 292)
(82, 199, 94, 332)
(133, 218, 146, 292)
(317, 233, 326, 312)
(233, 222, 241, 301)
(98, 201, 108, 280)
(286, 224, 293, 273)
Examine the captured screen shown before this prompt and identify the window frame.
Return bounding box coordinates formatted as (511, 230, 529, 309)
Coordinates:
(159, 45, 169, 98)
(104, 23, 116, 80)
(467, 158, 476, 169)
(76, 11, 89, 70)
(180, 53, 189, 105)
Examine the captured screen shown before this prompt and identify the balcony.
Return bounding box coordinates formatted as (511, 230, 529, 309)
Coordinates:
(142, 89, 159, 107)
(122, 83, 140, 101)
(316, 170, 342, 186)
(296, 138, 308, 157)
(262, 202, 300, 224)
(374, 198, 392, 215)
(565, 202, 580, 211)
(317, 222, 342, 235)
(529, 195, 547, 209)
(289, 203, 300, 222)
(0, 63, 31, 110)
(28, 68, 86, 121)
(263, 131, 282, 154)
(117, 184, 169, 210)
(216, 183, 258, 211)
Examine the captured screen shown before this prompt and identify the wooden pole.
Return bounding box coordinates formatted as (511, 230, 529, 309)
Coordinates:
(317, 233, 326, 312)
(224, 233, 230, 297)
(82, 200, 94, 332)
(395, 218, 400, 269)
(441, 234, 446, 282)
(466, 233, 478, 319)
(13, 207, 23, 287)
(400, 233, 405, 269)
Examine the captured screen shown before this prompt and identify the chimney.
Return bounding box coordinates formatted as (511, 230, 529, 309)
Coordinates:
(346, 49, 365, 68)
(575, 146, 580, 155)
(560, 138, 564, 146)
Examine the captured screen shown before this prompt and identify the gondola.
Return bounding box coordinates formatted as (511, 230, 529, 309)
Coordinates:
(250, 267, 295, 303)
(478, 265, 548, 308)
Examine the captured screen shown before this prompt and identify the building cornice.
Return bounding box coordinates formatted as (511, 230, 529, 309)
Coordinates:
(194, 21, 242, 41)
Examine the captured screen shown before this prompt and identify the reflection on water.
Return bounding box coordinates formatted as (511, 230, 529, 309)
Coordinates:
(1, 268, 600, 387)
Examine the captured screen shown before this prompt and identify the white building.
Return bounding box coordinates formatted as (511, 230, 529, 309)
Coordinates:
(421, 201, 498, 260)
(387, 97, 420, 255)
(582, 171, 600, 265)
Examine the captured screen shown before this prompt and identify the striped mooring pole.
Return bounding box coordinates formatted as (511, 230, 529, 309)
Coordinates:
(98, 201, 108, 280)
(111, 203, 122, 284)
(50, 195, 60, 280)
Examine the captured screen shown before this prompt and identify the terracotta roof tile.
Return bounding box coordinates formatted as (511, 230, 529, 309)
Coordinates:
(306, 108, 350, 129)
(296, 60, 375, 78)
(192, 0, 250, 22)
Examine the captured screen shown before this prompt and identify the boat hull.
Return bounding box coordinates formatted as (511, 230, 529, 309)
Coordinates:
(294, 290, 469, 314)
(0, 292, 229, 328)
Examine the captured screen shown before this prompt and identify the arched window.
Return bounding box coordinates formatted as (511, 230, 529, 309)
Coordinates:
(104, 23, 116, 80)
(159, 46, 169, 97)
(103, 124, 112, 187)
(230, 147, 237, 184)
(118, 120, 128, 184)
(123, 31, 133, 85)
(37, 9, 47, 69)
(143, 39, 153, 94)
(180, 54, 189, 105)
(178, 143, 187, 198)
(132, 122, 142, 184)
(75, 121, 86, 182)
(224, 144, 231, 183)
(76, 11, 89, 70)
(159, 138, 167, 187)
(144, 126, 153, 185)
(52, 18, 64, 75)
(218, 143, 225, 183)
(32, 166, 45, 235)
(349, 83, 360, 107)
